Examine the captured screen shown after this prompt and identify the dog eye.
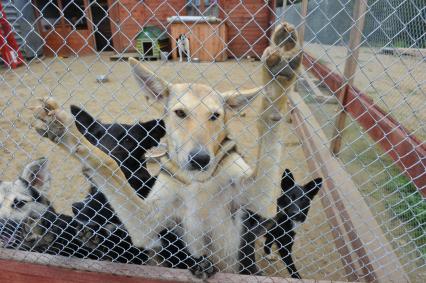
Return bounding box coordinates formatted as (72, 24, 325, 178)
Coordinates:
(12, 199, 27, 209)
(209, 112, 220, 121)
(174, 109, 187, 119)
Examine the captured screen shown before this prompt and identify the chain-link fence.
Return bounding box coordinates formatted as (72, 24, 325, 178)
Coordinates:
(0, 0, 424, 282)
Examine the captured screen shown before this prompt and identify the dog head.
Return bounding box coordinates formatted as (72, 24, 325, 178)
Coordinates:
(0, 158, 51, 247)
(71, 106, 165, 194)
(130, 58, 260, 173)
(278, 169, 322, 225)
(71, 106, 165, 160)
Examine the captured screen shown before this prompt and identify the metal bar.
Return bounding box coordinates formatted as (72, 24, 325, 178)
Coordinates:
(330, 0, 368, 155)
(298, 0, 308, 46)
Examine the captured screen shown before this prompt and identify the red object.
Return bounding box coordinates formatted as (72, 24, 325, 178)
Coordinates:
(303, 53, 426, 196)
(0, 2, 24, 68)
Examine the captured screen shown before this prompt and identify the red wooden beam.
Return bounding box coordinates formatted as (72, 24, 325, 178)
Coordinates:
(0, 259, 172, 283)
(303, 53, 426, 196)
(2, 249, 344, 283)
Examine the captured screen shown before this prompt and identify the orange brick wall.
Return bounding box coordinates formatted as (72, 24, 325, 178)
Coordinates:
(110, 0, 272, 58)
(221, 0, 271, 58)
(41, 28, 95, 57)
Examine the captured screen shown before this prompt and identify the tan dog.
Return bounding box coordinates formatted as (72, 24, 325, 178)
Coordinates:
(31, 23, 302, 278)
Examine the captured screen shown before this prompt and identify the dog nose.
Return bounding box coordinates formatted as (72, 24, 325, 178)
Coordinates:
(188, 149, 211, 170)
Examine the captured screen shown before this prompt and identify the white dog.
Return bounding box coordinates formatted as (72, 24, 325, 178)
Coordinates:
(176, 34, 190, 62)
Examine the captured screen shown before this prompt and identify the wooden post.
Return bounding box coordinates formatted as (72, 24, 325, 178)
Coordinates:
(330, 0, 368, 154)
(298, 0, 308, 46)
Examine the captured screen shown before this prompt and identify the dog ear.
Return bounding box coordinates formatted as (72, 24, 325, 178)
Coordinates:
(129, 58, 169, 101)
(303, 178, 322, 200)
(21, 157, 50, 192)
(71, 105, 105, 141)
(222, 87, 262, 111)
(138, 119, 166, 149)
(281, 169, 295, 192)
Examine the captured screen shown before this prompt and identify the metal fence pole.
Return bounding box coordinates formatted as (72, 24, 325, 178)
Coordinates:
(298, 0, 308, 47)
(330, 0, 368, 155)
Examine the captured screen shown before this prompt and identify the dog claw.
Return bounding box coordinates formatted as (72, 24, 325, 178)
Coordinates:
(190, 256, 217, 280)
(35, 127, 48, 138)
(30, 97, 79, 147)
(262, 22, 302, 83)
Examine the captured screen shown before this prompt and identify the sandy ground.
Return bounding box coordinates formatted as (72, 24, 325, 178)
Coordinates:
(304, 43, 426, 140)
(0, 54, 346, 280)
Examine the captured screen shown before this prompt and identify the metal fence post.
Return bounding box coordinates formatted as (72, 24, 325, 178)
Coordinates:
(330, 0, 368, 155)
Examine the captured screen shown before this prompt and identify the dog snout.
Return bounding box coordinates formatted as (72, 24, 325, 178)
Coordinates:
(188, 149, 211, 171)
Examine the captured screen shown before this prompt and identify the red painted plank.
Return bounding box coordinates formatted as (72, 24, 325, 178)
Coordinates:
(0, 259, 174, 283)
(303, 53, 426, 196)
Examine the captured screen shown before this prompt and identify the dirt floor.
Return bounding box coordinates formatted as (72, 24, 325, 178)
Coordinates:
(304, 43, 426, 140)
(1, 54, 346, 280)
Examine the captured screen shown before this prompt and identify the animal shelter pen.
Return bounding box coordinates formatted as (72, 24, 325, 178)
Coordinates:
(0, 0, 425, 282)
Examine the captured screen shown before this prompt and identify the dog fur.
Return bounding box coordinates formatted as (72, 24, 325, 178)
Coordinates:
(72, 186, 149, 264)
(70, 107, 198, 268)
(71, 106, 275, 273)
(0, 158, 92, 257)
(31, 22, 302, 278)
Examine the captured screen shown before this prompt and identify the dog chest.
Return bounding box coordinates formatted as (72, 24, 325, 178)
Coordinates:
(181, 180, 232, 221)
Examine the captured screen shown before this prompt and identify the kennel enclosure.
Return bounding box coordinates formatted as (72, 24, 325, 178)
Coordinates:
(0, 0, 425, 282)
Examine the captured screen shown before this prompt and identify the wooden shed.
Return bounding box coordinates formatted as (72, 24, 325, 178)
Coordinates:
(32, 0, 275, 59)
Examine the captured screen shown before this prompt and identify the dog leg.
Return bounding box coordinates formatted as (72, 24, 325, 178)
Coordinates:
(185, 38, 190, 62)
(276, 233, 301, 279)
(181, 211, 217, 278)
(239, 227, 262, 275)
(247, 22, 303, 218)
(239, 211, 265, 275)
(31, 98, 172, 249)
(178, 43, 183, 62)
(263, 232, 275, 259)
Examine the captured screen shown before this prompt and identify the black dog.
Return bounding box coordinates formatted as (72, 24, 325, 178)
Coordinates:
(72, 187, 149, 264)
(71, 105, 165, 197)
(70, 106, 198, 270)
(239, 169, 322, 278)
(265, 169, 322, 278)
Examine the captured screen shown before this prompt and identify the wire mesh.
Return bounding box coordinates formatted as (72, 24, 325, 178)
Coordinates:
(0, 0, 424, 282)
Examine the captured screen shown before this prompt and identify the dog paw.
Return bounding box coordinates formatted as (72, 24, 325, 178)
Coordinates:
(189, 256, 217, 280)
(240, 264, 264, 276)
(262, 22, 302, 81)
(78, 225, 102, 249)
(30, 97, 76, 146)
(265, 252, 279, 261)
